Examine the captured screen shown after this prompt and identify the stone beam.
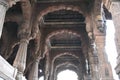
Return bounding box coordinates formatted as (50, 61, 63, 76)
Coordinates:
(51, 46, 81, 49)
(44, 22, 85, 25)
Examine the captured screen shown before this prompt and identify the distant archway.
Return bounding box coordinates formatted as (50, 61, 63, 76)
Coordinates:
(39, 76, 44, 80)
(57, 69, 78, 80)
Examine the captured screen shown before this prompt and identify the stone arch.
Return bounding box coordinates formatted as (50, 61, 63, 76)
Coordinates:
(54, 62, 81, 80)
(43, 29, 82, 56)
(46, 29, 81, 43)
(50, 52, 82, 79)
(55, 62, 79, 74)
(32, 5, 86, 40)
(37, 5, 86, 22)
(33, 5, 86, 33)
(52, 52, 80, 64)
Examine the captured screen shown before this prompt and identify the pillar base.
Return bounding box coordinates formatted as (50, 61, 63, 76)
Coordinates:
(16, 71, 26, 80)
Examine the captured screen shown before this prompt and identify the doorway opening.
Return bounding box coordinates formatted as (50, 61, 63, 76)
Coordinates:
(57, 69, 78, 80)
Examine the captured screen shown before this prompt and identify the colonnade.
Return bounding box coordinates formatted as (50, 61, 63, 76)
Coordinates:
(0, 0, 119, 80)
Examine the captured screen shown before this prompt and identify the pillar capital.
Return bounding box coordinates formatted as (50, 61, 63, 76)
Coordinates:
(20, 39, 29, 44)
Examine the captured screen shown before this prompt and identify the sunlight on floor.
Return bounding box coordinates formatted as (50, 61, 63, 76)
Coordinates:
(57, 69, 78, 80)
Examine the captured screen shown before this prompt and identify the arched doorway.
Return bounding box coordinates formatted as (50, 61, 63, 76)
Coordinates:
(57, 69, 78, 80)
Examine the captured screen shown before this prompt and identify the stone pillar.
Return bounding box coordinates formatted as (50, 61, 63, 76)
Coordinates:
(94, 34, 113, 80)
(28, 58, 40, 80)
(13, 39, 29, 80)
(12, 0, 31, 79)
(0, 0, 9, 38)
(86, 7, 100, 79)
(45, 56, 50, 80)
(93, 1, 114, 79)
(88, 42, 99, 80)
(109, 2, 120, 79)
(95, 36, 106, 79)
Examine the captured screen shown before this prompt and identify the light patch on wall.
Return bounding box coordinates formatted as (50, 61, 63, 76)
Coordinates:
(105, 20, 119, 80)
(39, 76, 44, 80)
(57, 69, 78, 80)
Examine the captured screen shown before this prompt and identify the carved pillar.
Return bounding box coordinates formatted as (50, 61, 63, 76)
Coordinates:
(93, 0, 114, 79)
(45, 49, 50, 80)
(0, 0, 9, 38)
(13, 39, 29, 80)
(94, 33, 113, 80)
(93, 2, 114, 79)
(86, 6, 100, 79)
(12, 0, 31, 79)
(109, 2, 120, 78)
(88, 42, 99, 80)
(28, 58, 40, 80)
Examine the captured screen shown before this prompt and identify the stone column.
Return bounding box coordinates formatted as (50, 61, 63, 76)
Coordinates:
(45, 55, 50, 80)
(95, 36, 105, 79)
(88, 42, 99, 80)
(93, 12, 114, 80)
(28, 58, 40, 80)
(109, 2, 120, 78)
(86, 9, 100, 79)
(94, 34, 113, 80)
(13, 39, 29, 80)
(0, 0, 9, 38)
(92, 0, 115, 79)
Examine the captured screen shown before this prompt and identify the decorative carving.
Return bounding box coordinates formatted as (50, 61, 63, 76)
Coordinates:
(94, 0, 107, 33)
(96, 14, 106, 33)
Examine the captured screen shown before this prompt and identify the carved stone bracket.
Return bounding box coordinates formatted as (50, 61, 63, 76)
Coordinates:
(94, 0, 107, 35)
(96, 15, 106, 33)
